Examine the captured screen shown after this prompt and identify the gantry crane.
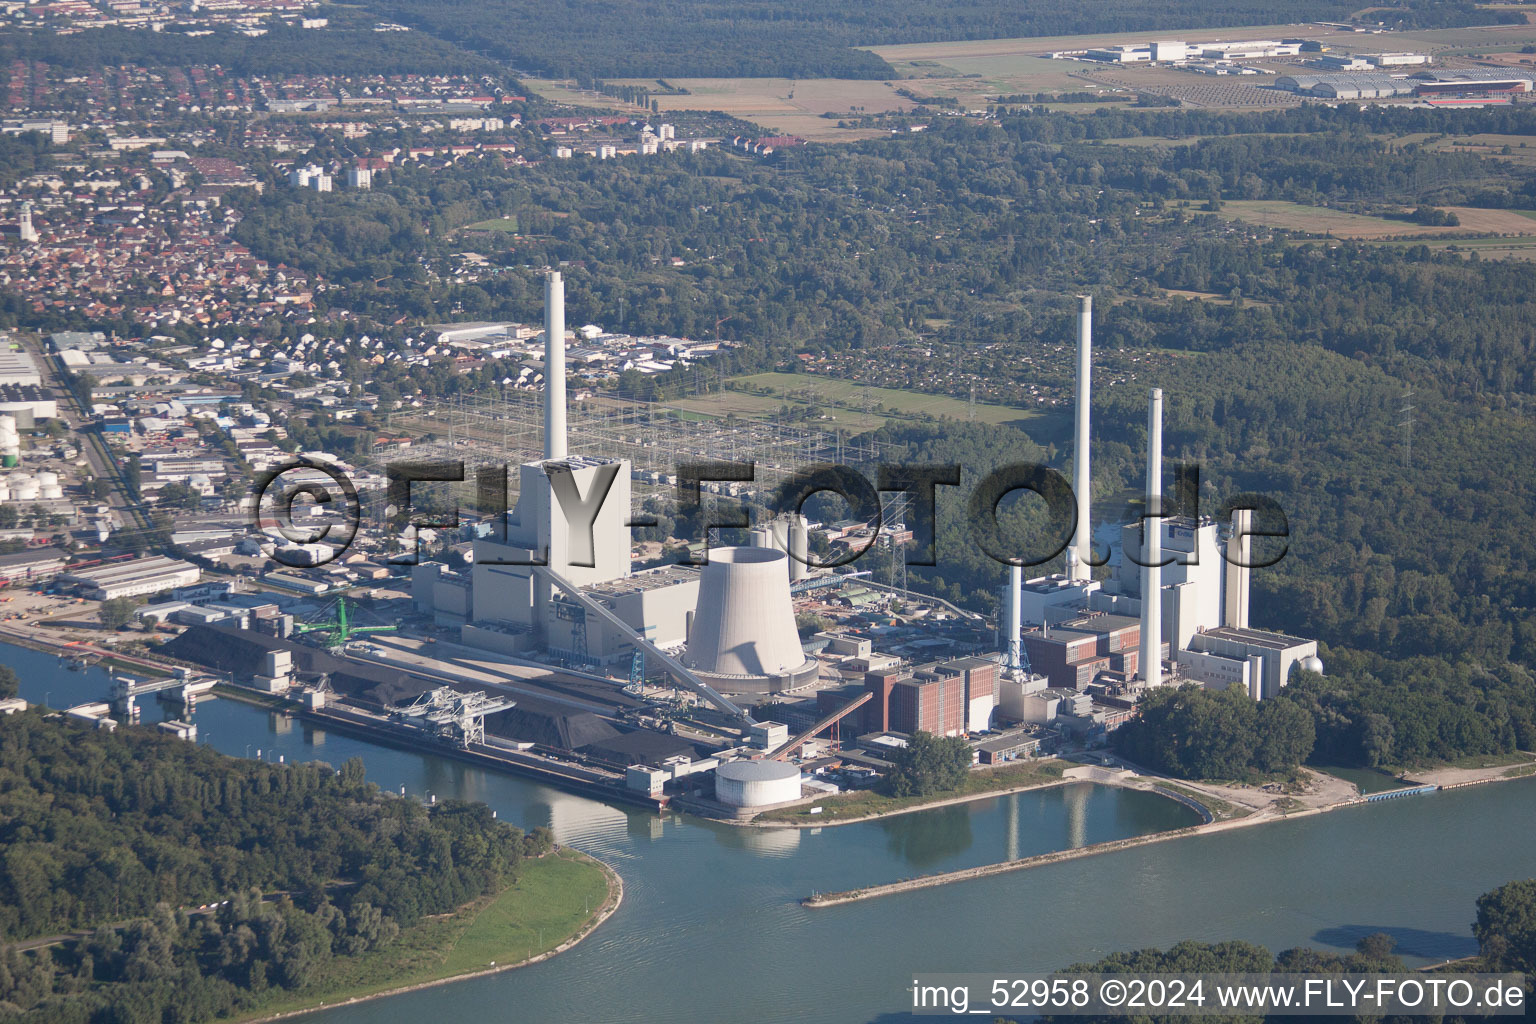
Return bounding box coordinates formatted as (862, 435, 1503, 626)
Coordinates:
(390, 686, 517, 748)
(294, 594, 399, 649)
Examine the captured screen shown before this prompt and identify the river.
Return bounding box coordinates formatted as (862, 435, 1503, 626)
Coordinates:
(9, 641, 1536, 1024)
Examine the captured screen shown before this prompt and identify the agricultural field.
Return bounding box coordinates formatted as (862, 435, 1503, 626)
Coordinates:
(1419, 133, 1536, 169)
(527, 22, 1536, 137)
(1366, 235, 1536, 261)
(1215, 200, 1536, 239)
(671, 371, 1053, 432)
(529, 76, 916, 140)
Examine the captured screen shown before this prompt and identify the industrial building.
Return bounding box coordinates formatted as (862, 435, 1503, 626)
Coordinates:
(1180, 626, 1320, 699)
(1277, 68, 1534, 100)
(0, 386, 57, 426)
(999, 295, 1319, 703)
(1275, 72, 1417, 99)
(58, 556, 201, 600)
(0, 350, 41, 387)
(418, 272, 824, 701)
(827, 656, 999, 737)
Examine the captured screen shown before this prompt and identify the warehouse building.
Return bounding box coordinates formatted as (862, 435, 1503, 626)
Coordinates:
(58, 556, 201, 600)
(0, 547, 68, 585)
(1275, 72, 1417, 99)
(0, 386, 57, 426)
(0, 351, 41, 387)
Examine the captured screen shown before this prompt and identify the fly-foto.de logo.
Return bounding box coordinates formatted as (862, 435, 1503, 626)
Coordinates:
(249, 457, 1288, 572)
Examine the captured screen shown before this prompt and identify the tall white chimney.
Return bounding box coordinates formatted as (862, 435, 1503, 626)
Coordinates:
(1224, 507, 1252, 630)
(1006, 564, 1022, 672)
(1141, 388, 1163, 688)
(544, 270, 567, 460)
(1071, 294, 1093, 581)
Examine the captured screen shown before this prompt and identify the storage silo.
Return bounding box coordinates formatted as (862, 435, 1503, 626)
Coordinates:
(681, 546, 818, 694)
(714, 759, 802, 807)
(786, 514, 809, 583)
(9, 473, 38, 502)
(0, 414, 18, 469)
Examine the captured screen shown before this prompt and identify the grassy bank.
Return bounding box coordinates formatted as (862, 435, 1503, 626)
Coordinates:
(237, 849, 616, 1022)
(754, 759, 1066, 824)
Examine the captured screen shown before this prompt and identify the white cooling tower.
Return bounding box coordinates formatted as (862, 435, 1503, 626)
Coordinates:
(682, 546, 818, 695)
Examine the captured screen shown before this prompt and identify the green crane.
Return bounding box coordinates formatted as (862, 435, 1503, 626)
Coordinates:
(293, 595, 398, 649)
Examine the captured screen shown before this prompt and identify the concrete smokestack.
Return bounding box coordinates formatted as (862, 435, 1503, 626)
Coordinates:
(1070, 295, 1092, 581)
(543, 270, 567, 460)
(1224, 507, 1252, 630)
(1141, 388, 1163, 688)
(1006, 563, 1022, 672)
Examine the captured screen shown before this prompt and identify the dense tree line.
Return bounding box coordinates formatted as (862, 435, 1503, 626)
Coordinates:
(885, 730, 974, 796)
(0, 21, 500, 76)
(0, 712, 552, 1021)
(1112, 685, 1316, 781)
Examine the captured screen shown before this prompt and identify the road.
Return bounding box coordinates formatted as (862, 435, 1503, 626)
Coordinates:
(21, 332, 155, 536)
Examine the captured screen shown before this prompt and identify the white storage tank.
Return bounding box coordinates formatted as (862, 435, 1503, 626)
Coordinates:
(36, 471, 58, 487)
(9, 474, 38, 501)
(714, 759, 802, 808)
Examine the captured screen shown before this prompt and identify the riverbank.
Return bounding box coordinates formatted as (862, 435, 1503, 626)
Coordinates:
(235, 848, 621, 1023)
(802, 761, 1536, 907)
(746, 759, 1070, 828)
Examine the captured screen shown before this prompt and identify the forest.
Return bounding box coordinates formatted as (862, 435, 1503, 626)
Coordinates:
(0, 20, 499, 76)
(0, 712, 552, 1022)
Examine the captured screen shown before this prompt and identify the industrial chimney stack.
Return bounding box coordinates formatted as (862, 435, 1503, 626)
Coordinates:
(1070, 295, 1093, 582)
(544, 271, 567, 461)
(1141, 388, 1163, 688)
(1224, 508, 1252, 630)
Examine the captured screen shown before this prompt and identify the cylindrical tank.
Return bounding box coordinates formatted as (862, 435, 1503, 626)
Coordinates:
(0, 454, 17, 469)
(35, 471, 58, 487)
(10, 480, 39, 501)
(787, 514, 809, 583)
(40, 484, 63, 500)
(0, 483, 11, 502)
(714, 759, 801, 808)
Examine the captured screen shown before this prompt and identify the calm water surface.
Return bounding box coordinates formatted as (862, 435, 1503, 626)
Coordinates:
(9, 642, 1535, 1024)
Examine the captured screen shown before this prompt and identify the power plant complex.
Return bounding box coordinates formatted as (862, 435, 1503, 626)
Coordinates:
(166, 274, 1317, 816)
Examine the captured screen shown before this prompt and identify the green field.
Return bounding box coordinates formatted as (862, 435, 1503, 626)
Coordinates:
(672, 371, 1054, 432)
(462, 215, 520, 233)
(234, 849, 614, 1021)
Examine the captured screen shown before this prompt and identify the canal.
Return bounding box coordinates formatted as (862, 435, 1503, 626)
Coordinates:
(9, 642, 1536, 1023)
